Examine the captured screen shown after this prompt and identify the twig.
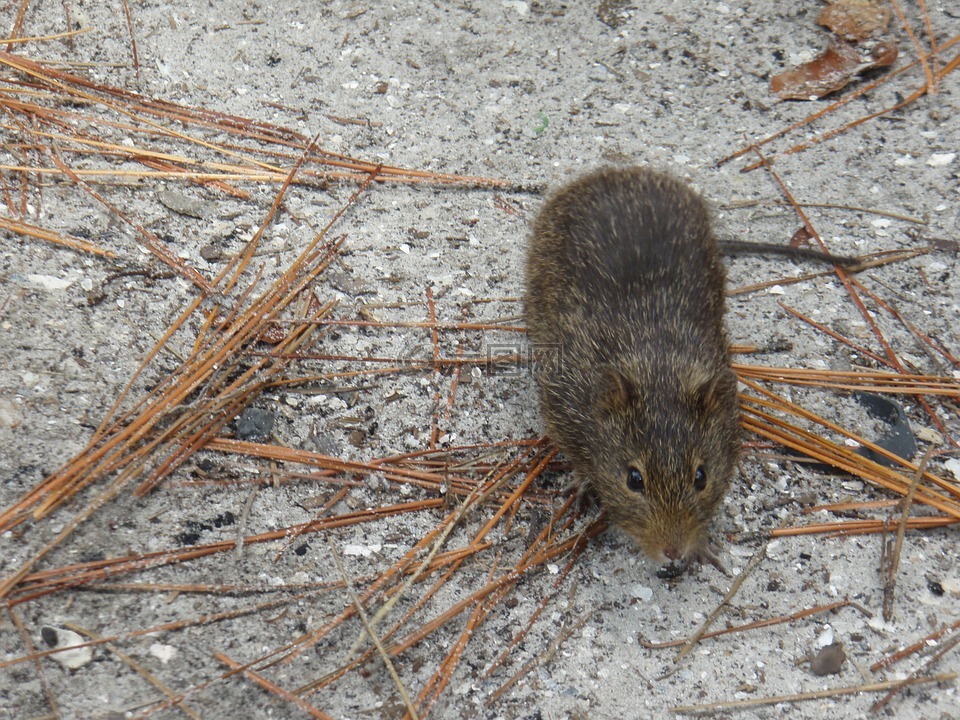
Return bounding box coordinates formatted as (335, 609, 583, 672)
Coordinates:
(740, 381, 960, 513)
(768, 516, 957, 539)
(5, 500, 441, 604)
(871, 618, 960, 673)
(486, 613, 592, 705)
(216, 653, 335, 720)
(883, 447, 935, 621)
(889, 0, 934, 92)
(234, 482, 261, 562)
(348, 463, 511, 655)
(327, 539, 420, 720)
(639, 599, 857, 649)
(7, 606, 59, 717)
(418, 560, 502, 715)
(670, 537, 769, 666)
(732, 363, 960, 397)
(670, 673, 956, 714)
(871, 633, 960, 713)
(0, 587, 341, 671)
(482, 496, 588, 679)
(66, 623, 202, 720)
(0, 215, 116, 256)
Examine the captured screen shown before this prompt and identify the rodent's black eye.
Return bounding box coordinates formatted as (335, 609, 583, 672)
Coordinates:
(626, 468, 645, 493)
(694, 465, 707, 492)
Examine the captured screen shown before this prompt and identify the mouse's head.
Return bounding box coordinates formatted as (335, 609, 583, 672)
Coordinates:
(587, 361, 740, 567)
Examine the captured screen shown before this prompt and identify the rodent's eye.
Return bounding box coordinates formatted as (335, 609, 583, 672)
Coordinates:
(626, 467, 645, 493)
(694, 465, 707, 492)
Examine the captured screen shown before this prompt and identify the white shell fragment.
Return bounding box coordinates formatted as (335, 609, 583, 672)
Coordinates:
(25, 274, 73, 291)
(944, 458, 960, 481)
(149, 642, 178, 664)
(343, 544, 382, 557)
(926, 152, 956, 167)
(40, 626, 93, 670)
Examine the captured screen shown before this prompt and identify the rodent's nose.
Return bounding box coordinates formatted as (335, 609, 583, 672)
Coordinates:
(663, 546, 682, 562)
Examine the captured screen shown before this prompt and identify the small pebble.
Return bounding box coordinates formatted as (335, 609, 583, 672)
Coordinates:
(810, 642, 845, 676)
(157, 190, 211, 219)
(235, 407, 275, 441)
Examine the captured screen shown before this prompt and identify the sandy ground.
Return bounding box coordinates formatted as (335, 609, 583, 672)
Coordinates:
(1, 1, 959, 718)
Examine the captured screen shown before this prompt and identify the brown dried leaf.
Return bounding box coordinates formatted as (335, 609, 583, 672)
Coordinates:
(597, 0, 630, 29)
(770, 40, 897, 100)
(789, 226, 814, 248)
(771, 42, 862, 100)
(258, 323, 289, 345)
(817, 0, 891, 41)
(869, 40, 899, 67)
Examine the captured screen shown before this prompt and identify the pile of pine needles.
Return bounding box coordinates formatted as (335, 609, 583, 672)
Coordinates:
(2, 8, 959, 717)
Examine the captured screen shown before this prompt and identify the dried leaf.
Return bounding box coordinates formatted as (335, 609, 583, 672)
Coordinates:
(770, 40, 897, 100)
(597, 0, 630, 29)
(869, 40, 899, 67)
(817, 0, 891, 41)
(789, 226, 814, 248)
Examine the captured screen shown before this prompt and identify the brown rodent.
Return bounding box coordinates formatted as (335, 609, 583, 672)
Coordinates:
(524, 166, 740, 568)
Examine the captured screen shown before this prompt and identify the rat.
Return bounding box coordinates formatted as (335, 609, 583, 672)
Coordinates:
(524, 166, 741, 570)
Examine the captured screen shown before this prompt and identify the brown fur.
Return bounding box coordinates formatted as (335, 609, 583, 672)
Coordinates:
(524, 166, 740, 566)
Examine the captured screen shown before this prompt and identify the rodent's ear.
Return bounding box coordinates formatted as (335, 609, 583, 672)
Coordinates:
(598, 366, 637, 412)
(686, 365, 736, 414)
